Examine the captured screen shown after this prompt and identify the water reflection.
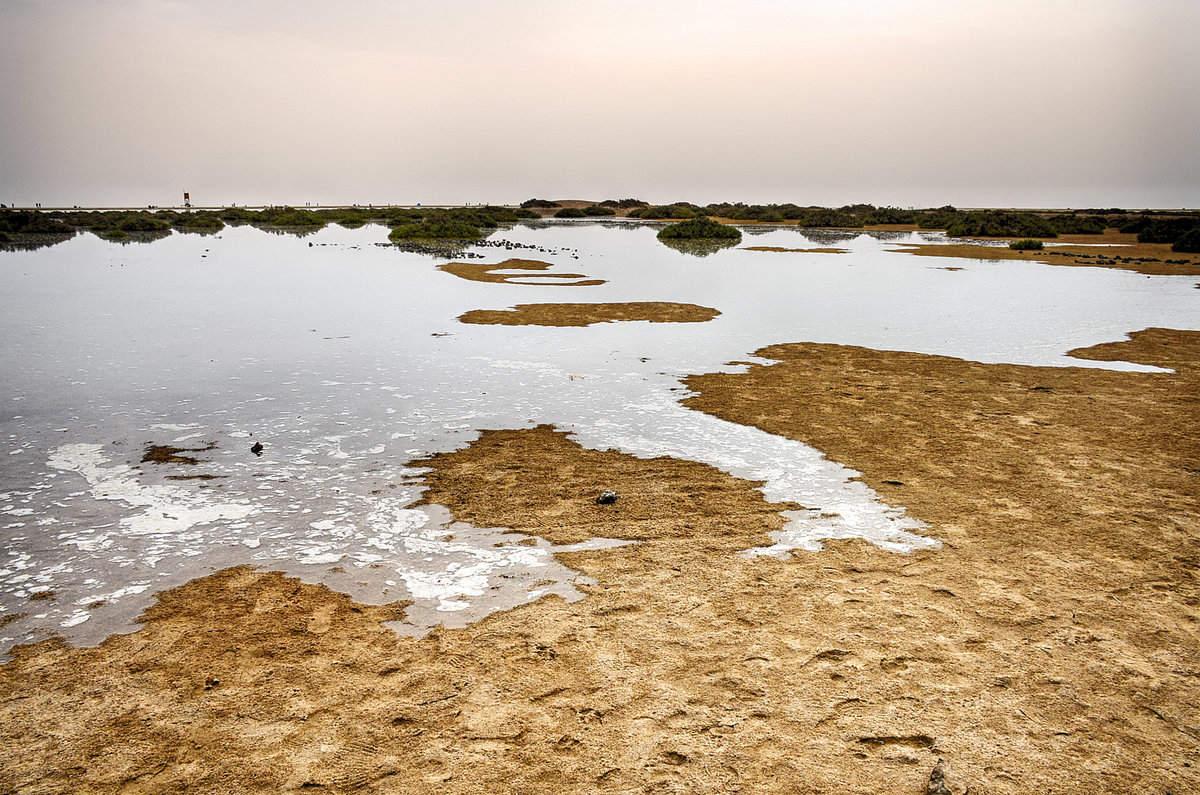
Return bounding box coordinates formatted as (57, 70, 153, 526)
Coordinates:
(98, 229, 174, 245)
(0, 233, 75, 252)
(659, 237, 740, 257)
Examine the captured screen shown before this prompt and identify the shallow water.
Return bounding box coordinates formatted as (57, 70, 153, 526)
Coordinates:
(2, 221, 1198, 654)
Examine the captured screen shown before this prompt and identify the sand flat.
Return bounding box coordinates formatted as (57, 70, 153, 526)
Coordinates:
(3, 330, 1198, 793)
(457, 302, 719, 327)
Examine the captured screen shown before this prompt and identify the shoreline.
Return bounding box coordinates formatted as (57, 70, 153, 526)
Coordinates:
(3, 328, 1197, 792)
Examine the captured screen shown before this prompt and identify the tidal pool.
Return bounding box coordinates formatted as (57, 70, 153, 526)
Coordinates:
(2, 221, 1198, 654)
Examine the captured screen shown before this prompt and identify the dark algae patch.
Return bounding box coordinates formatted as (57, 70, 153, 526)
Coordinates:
(141, 442, 217, 466)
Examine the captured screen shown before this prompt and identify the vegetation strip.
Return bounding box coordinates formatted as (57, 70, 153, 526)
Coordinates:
(6, 201, 1199, 248)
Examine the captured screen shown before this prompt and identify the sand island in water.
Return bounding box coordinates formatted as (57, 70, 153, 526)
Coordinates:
(457, 302, 720, 327)
(437, 258, 605, 286)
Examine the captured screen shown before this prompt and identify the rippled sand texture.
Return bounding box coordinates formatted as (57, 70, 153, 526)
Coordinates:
(2, 329, 1197, 793)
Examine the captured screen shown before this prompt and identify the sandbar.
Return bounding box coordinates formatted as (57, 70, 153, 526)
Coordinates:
(438, 258, 605, 286)
(457, 302, 720, 327)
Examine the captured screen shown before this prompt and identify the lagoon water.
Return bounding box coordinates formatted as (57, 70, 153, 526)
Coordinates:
(2, 221, 1198, 654)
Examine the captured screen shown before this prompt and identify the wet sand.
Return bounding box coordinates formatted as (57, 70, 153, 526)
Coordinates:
(890, 230, 1200, 277)
(457, 302, 720, 327)
(2, 329, 1198, 793)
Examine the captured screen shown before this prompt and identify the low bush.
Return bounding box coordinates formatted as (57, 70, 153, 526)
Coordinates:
(582, 205, 617, 216)
(1048, 214, 1106, 235)
(795, 208, 863, 228)
(219, 207, 256, 222)
(520, 199, 560, 209)
(255, 207, 325, 227)
(629, 204, 698, 219)
(943, 211, 1056, 238)
(554, 207, 588, 218)
(599, 198, 648, 209)
(117, 214, 172, 232)
(1010, 239, 1044, 250)
(0, 210, 74, 234)
(657, 216, 742, 242)
(723, 204, 785, 223)
(1172, 228, 1200, 253)
(388, 219, 482, 241)
(1137, 217, 1200, 245)
(863, 206, 918, 225)
(174, 211, 224, 230)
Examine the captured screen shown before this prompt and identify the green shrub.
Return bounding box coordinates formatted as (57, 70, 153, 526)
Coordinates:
(0, 210, 74, 234)
(582, 205, 617, 216)
(630, 204, 698, 219)
(600, 198, 647, 209)
(174, 211, 224, 230)
(795, 208, 863, 228)
(218, 207, 256, 222)
(943, 211, 1056, 238)
(1138, 217, 1200, 244)
(1172, 228, 1200, 253)
(117, 214, 172, 232)
(657, 216, 742, 242)
(554, 207, 587, 218)
(388, 219, 482, 241)
(723, 204, 784, 223)
(1010, 239, 1044, 250)
(475, 206, 521, 224)
(863, 206, 917, 225)
(255, 207, 326, 227)
(1048, 214, 1106, 235)
(513, 209, 540, 219)
(520, 199, 560, 208)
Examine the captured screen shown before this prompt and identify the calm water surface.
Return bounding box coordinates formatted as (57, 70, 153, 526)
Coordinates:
(2, 221, 1197, 654)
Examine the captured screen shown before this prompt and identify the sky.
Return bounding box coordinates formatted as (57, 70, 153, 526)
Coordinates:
(1, 0, 1198, 209)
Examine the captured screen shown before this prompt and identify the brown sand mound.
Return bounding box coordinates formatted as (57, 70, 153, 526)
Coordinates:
(438, 258, 605, 286)
(457, 302, 720, 327)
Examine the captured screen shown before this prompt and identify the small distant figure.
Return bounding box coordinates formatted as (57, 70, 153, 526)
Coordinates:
(250, 441, 264, 456)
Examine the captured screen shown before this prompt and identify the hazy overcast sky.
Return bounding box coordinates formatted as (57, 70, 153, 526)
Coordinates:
(2, 0, 1197, 208)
